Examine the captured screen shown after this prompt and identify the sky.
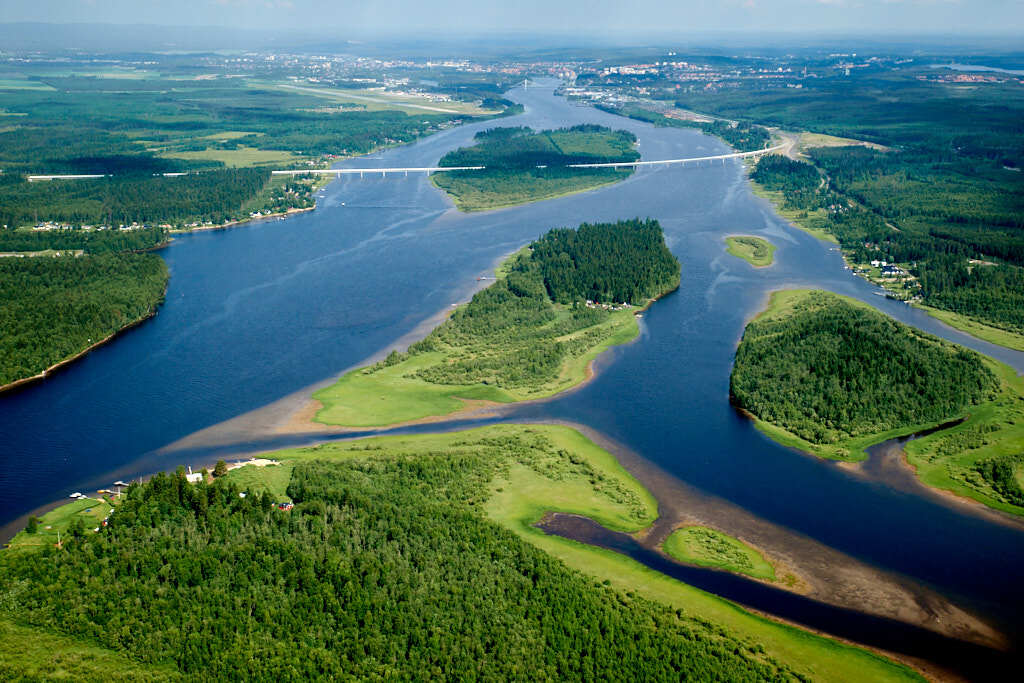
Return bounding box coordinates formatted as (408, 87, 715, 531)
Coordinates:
(1, 0, 1022, 37)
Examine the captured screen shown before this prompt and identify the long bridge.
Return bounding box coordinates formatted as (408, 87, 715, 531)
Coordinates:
(26, 143, 789, 181)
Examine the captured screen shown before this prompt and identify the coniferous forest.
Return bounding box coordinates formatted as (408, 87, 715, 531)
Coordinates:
(730, 290, 997, 444)
(0, 458, 794, 680)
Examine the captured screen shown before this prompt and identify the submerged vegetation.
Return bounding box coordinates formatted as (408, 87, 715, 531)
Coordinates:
(1, 424, 918, 681)
(314, 219, 680, 427)
(726, 235, 776, 267)
(432, 124, 640, 211)
(731, 290, 998, 458)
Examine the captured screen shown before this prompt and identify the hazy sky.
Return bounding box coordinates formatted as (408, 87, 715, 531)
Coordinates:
(2, 0, 1022, 36)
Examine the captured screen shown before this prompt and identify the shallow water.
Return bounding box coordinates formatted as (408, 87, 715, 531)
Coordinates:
(2, 80, 1023, 647)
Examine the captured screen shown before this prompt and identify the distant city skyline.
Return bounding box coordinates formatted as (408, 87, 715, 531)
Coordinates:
(2, 0, 1023, 37)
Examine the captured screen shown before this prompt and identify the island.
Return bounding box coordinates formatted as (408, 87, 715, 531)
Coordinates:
(732, 289, 1024, 517)
(662, 526, 775, 581)
(431, 124, 640, 211)
(725, 235, 775, 267)
(1, 424, 916, 682)
(313, 218, 680, 427)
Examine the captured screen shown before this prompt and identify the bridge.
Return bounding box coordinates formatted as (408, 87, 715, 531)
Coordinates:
(270, 166, 484, 178)
(26, 144, 789, 182)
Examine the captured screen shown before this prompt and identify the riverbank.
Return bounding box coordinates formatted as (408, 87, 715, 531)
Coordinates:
(432, 170, 631, 212)
(312, 220, 679, 429)
(0, 291, 165, 396)
(168, 204, 317, 235)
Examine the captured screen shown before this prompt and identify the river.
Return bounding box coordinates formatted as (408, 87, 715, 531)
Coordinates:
(1, 79, 1022, 667)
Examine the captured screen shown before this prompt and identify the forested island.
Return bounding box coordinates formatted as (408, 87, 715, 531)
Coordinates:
(431, 125, 640, 211)
(732, 290, 1024, 516)
(313, 218, 680, 427)
(1, 424, 917, 681)
(0, 229, 169, 388)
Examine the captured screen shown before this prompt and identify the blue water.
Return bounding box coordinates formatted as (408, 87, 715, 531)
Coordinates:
(2, 81, 1023, 639)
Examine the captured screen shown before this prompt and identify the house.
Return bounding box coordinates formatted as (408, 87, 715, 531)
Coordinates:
(277, 502, 294, 511)
(184, 466, 203, 484)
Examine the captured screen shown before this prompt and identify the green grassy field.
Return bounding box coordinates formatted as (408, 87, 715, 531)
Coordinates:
(662, 526, 776, 580)
(6, 496, 113, 551)
(917, 304, 1024, 352)
(220, 462, 295, 500)
(726, 235, 776, 267)
(161, 146, 302, 168)
(903, 358, 1024, 517)
(0, 618, 178, 681)
(748, 181, 839, 244)
(270, 82, 497, 115)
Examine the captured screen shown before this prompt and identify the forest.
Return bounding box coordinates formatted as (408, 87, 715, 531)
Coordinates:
(432, 125, 640, 210)
(0, 451, 794, 680)
(403, 218, 678, 391)
(730, 290, 997, 444)
(681, 68, 1024, 341)
(0, 253, 168, 386)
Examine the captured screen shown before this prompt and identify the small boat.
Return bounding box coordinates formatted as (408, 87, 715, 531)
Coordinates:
(70, 492, 82, 498)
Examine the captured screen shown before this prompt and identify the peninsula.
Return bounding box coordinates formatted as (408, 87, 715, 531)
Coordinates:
(732, 289, 1024, 516)
(313, 218, 680, 427)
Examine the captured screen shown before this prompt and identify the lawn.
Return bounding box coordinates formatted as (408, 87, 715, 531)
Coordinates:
(161, 146, 302, 168)
(6, 496, 113, 551)
(725, 235, 776, 267)
(220, 461, 295, 501)
(662, 526, 775, 580)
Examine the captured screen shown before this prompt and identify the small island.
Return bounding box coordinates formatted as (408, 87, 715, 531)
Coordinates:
(733, 289, 1024, 517)
(725, 235, 775, 268)
(662, 526, 775, 581)
(431, 125, 640, 211)
(314, 218, 680, 427)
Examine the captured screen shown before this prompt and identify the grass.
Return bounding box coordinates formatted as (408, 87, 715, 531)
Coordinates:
(799, 132, 889, 152)
(0, 618, 178, 681)
(314, 310, 638, 427)
(726, 235, 776, 267)
(749, 180, 839, 244)
(431, 169, 631, 212)
(161, 146, 302, 168)
(662, 526, 775, 580)
(903, 357, 1024, 517)
(0, 78, 56, 91)
(313, 351, 516, 427)
(220, 461, 295, 500)
(268, 82, 498, 116)
(6, 496, 113, 551)
(916, 304, 1024, 352)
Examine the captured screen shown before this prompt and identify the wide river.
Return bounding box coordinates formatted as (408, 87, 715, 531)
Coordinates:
(2, 81, 1022, 660)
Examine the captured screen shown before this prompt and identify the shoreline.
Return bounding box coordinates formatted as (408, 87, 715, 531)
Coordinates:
(288, 282, 676, 434)
(0, 298, 165, 396)
(168, 204, 317, 235)
(436, 171, 633, 214)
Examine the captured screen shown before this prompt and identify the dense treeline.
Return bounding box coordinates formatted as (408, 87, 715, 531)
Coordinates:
(433, 125, 639, 210)
(973, 455, 1024, 507)
(0, 226, 167, 253)
(0, 456, 793, 680)
(383, 220, 679, 392)
(439, 124, 639, 169)
(731, 291, 997, 443)
(530, 218, 681, 304)
(0, 254, 167, 385)
(0, 169, 270, 227)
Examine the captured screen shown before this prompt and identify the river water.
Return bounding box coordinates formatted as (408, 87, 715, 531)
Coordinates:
(2, 80, 1023, 655)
